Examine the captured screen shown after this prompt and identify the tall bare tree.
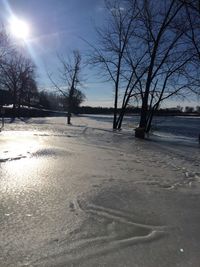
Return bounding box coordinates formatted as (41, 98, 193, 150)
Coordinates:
(128, 0, 196, 137)
(183, 0, 200, 95)
(0, 28, 38, 111)
(49, 50, 85, 124)
(92, 0, 199, 137)
(0, 52, 37, 110)
(0, 28, 12, 64)
(89, 0, 139, 129)
(0, 28, 13, 93)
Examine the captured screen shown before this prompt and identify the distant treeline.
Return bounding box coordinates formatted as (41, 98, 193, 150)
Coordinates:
(0, 89, 84, 115)
(0, 89, 12, 105)
(1, 89, 199, 117)
(1, 106, 67, 118)
(77, 106, 200, 116)
(76, 106, 140, 114)
(1, 104, 200, 118)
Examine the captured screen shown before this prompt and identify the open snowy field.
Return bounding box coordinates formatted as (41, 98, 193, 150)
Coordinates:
(0, 116, 200, 267)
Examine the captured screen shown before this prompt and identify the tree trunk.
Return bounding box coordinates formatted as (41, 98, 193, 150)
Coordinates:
(135, 127, 145, 138)
(146, 103, 159, 133)
(146, 110, 154, 133)
(13, 85, 17, 111)
(117, 107, 126, 129)
(113, 85, 118, 129)
(67, 113, 71, 124)
(135, 96, 148, 138)
(67, 89, 73, 125)
(67, 96, 72, 125)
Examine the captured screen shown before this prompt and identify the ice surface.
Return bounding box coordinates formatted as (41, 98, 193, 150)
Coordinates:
(0, 116, 200, 266)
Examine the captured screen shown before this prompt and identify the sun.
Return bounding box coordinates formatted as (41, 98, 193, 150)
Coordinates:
(9, 16, 30, 40)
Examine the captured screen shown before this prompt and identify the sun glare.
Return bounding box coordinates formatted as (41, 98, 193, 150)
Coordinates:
(9, 16, 30, 40)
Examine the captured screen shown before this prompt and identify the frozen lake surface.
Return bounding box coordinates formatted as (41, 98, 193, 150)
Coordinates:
(0, 116, 200, 266)
(83, 114, 200, 141)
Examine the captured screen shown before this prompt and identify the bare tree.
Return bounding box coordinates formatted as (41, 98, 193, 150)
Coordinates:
(0, 52, 37, 110)
(0, 28, 12, 64)
(125, 0, 196, 137)
(0, 28, 14, 94)
(49, 50, 85, 124)
(183, 0, 200, 95)
(20, 71, 38, 108)
(0, 27, 38, 111)
(90, 0, 199, 136)
(89, 0, 139, 129)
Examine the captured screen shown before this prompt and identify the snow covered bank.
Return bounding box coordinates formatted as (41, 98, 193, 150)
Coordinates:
(0, 116, 200, 266)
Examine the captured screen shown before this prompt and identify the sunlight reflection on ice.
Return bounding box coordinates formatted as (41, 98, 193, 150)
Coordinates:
(1, 158, 47, 194)
(0, 131, 41, 159)
(0, 131, 47, 193)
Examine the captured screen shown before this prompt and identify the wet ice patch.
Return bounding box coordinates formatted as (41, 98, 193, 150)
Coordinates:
(31, 148, 73, 158)
(0, 149, 29, 163)
(0, 155, 27, 163)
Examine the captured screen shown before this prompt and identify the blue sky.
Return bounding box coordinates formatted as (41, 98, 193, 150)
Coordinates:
(0, 0, 199, 108)
(0, 0, 114, 106)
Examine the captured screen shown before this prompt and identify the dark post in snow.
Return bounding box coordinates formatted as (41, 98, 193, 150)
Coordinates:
(0, 106, 5, 130)
(67, 111, 71, 125)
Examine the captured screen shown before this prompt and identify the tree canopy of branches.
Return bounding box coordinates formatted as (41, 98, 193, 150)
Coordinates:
(90, 0, 200, 137)
(38, 89, 85, 112)
(38, 91, 64, 110)
(49, 50, 85, 124)
(89, 0, 139, 129)
(0, 29, 38, 110)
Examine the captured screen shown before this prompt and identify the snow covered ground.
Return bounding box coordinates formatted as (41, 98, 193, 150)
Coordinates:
(0, 116, 200, 267)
